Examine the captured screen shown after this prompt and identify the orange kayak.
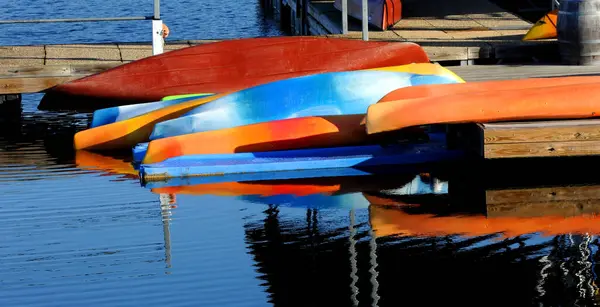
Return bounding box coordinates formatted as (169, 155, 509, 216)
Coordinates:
(375, 75, 600, 103)
(142, 114, 369, 164)
(365, 81, 600, 135)
(74, 94, 226, 151)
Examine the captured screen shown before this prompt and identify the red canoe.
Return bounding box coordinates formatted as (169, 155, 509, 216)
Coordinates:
(39, 36, 430, 110)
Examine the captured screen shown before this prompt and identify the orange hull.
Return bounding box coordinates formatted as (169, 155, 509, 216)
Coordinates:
(365, 81, 600, 134)
(376, 75, 600, 103)
(41, 37, 429, 110)
(369, 205, 600, 238)
(142, 114, 368, 164)
(73, 94, 225, 151)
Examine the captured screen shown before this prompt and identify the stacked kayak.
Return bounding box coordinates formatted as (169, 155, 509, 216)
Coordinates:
(73, 62, 464, 153)
(65, 37, 600, 185)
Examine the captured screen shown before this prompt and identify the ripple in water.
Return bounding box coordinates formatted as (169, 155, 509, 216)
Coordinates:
(3, 91, 600, 306)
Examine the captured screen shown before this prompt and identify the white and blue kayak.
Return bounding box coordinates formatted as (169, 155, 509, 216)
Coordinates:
(148, 69, 463, 140)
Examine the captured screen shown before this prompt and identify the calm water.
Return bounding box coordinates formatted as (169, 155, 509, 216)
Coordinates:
(2, 2, 600, 307)
(0, 0, 284, 45)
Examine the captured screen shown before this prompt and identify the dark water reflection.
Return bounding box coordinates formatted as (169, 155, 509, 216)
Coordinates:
(2, 95, 600, 306)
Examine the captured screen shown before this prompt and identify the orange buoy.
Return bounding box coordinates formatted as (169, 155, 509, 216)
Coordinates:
(162, 23, 170, 38)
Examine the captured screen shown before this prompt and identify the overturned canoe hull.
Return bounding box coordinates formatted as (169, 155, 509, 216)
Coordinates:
(40, 37, 430, 110)
(334, 0, 402, 30)
(150, 67, 463, 140)
(365, 81, 600, 134)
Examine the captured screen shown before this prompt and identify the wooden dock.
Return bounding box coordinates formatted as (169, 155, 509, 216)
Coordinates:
(272, 0, 558, 64)
(0, 0, 582, 96)
(448, 119, 600, 160)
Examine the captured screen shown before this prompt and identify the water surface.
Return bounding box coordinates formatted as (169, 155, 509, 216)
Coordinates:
(0, 0, 284, 45)
(1, 2, 600, 306)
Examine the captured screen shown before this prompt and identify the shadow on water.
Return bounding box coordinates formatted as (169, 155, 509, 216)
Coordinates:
(0, 94, 137, 182)
(0, 94, 90, 181)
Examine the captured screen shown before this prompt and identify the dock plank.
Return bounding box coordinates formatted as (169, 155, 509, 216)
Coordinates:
(0, 76, 80, 95)
(483, 120, 600, 144)
(485, 140, 600, 159)
(449, 119, 600, 159)
(449, 64, 600, 81)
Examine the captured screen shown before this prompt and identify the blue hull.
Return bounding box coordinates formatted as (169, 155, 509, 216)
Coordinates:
(148, 71, 462, 140)
(90, 93, 214, 128)
(139, 133, 464, 182)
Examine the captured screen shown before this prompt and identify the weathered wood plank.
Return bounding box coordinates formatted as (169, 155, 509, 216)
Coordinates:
(484, 139, 600, 158)
(483, 119, 600, 144)
(0, 76, 81, 94)
(449, 64, 600, 81)
(0, 63, 120, 78)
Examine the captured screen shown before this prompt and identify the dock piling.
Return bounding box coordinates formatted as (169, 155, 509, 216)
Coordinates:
(152, 0, 164, 55)
(0, 94, 22, 123)
(361, 0, 368, 41)
(342, 0, 348, 34)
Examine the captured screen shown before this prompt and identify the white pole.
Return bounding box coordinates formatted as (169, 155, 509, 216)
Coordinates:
(152, 0, 164, 55)
(361, 0, 368, 40)
(342, 0, 348, 34)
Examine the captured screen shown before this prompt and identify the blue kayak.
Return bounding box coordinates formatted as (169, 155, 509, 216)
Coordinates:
(148, 70, 462, 140)
(89, 93, 214, 128)
(139, 133, 464, 183)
